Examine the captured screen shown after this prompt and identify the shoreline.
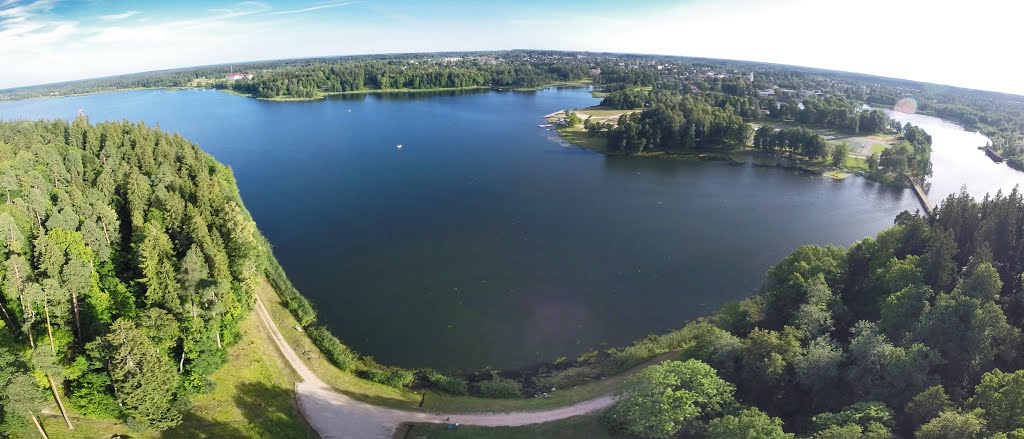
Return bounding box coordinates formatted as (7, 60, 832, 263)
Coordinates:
(0, 80, 595, 103)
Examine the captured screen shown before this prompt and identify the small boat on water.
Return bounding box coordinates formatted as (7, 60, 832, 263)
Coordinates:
(396, 144, 403, 149)
(538, 124, 553, 128)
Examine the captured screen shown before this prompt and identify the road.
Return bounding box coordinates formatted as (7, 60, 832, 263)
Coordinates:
(253, 296, 617, 438)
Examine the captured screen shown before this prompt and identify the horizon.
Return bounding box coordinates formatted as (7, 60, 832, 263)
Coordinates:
(5, 48, 1022, 99)
(2, 0, 1023, 95)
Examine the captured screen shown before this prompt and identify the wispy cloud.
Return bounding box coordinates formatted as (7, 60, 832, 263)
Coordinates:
(271, 1, 363, 15)
(99, 10, 139, 21)
(209, 1, 272, 19)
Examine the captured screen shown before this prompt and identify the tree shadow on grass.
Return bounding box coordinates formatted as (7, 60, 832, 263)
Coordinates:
(161, 410, 251, 439)
(160, 382, 313, 439)
(232, 381, 314, 439)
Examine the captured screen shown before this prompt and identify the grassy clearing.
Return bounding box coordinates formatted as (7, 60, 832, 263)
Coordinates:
(400, 415, 615, 439)
(575, 106, 643, 119)
(510, 78, 593, 92)
(30, 308, 315, 439)
(556, 127, 607, 151)
(844, 155, 869, 172)
(869, 143, 887, 155)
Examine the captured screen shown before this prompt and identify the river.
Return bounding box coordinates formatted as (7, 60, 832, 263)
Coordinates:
(0, 88, 1016, 371)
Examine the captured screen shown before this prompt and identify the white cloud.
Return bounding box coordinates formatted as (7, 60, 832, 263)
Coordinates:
(99, 10, 139, 21)
(271, 1, 363, 15)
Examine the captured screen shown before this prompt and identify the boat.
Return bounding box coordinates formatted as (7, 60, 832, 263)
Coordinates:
(538, 124, 553, 128)
(396, 144, 403, 149)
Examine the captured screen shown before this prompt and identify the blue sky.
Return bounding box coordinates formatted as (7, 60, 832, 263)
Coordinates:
(2, 0, 1023, 94)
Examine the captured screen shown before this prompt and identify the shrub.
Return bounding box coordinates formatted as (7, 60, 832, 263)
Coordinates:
(425, 371, 469, 395)
(263, 244, 317, 326)
(533, 366, 600, 390)
(366, 369, 415, 388)
(474, 376, 523, 398)
(68, 372, 123, 419)
(306, 326, 358, 371)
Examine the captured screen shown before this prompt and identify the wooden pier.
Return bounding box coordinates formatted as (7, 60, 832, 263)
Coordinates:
(905, 174, 934, 217)
(985, 147, 1005, 163)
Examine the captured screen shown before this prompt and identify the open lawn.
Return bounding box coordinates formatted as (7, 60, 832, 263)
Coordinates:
(29, 304, 315, 439)
(751, 120, 898, 158)
(400, 415, 616, 439)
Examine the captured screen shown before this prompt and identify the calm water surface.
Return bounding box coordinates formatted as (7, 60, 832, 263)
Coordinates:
(1, 88, 1016, 371)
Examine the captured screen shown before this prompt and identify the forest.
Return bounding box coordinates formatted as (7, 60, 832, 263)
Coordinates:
(0, 118, 265, 434)
(593, 188, 1024, 438)
(588, 91, 752, 154)
(223, 55, 595, 98)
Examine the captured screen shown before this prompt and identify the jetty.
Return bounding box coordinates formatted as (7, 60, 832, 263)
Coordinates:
(905, 174, 934, 217)
(985, 147, 1005, 163)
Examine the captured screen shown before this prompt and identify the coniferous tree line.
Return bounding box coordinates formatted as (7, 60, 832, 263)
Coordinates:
(0, 118, 263, 433)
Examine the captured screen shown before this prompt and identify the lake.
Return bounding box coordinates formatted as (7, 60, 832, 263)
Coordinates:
(0, 88, 1016, 371)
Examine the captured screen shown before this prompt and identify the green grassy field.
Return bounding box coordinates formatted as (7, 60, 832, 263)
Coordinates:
(27, 306, 315, 439)
(400, 415, 616, 439)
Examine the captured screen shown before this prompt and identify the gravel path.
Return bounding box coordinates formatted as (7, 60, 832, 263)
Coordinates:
(254, 296, 617, 438)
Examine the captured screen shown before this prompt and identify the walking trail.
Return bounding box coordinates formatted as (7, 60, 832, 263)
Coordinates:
(254, 296, 617, 438)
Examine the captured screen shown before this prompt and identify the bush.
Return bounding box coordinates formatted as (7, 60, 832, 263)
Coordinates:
(306, 326, 358, 371)
(366, 368, 415, 388)
(533, 366, 600, 390)
(425, 371, 469, 395)
(263, 244, 317, 326)
(68, 372, 123, 419)
(475, 376, 523, 398)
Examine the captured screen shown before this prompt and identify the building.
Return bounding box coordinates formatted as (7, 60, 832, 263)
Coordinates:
(225, 73, 254, 81)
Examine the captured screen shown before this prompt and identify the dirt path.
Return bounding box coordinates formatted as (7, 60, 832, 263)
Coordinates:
(253, 296, 617, 438)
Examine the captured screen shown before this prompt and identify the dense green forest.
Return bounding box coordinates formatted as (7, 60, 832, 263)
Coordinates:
(224, 58, 591, 98)
(597, 92, 751, 153)
(590, 188, 1024, 438)
(0, 118, 264, 434)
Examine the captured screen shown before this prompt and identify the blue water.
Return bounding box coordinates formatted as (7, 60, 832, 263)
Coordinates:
(0, 88, 960, 371)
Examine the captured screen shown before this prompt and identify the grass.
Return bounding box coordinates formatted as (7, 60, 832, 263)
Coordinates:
(575, 106, 643, 118)
(399, 415, 616, 439)
(29, 308, 315, 439)
(556, 127, 607, 151)
(844, 155, 869, 172)
(869, 143, 887, 155)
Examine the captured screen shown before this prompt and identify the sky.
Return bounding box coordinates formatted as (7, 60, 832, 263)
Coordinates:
(2, 0, 1023, 94)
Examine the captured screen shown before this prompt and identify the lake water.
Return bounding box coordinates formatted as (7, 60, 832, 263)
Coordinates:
(0, 88, 1016, 371)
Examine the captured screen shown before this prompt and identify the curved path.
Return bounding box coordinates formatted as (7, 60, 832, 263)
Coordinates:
(254, 296, 617, 438)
